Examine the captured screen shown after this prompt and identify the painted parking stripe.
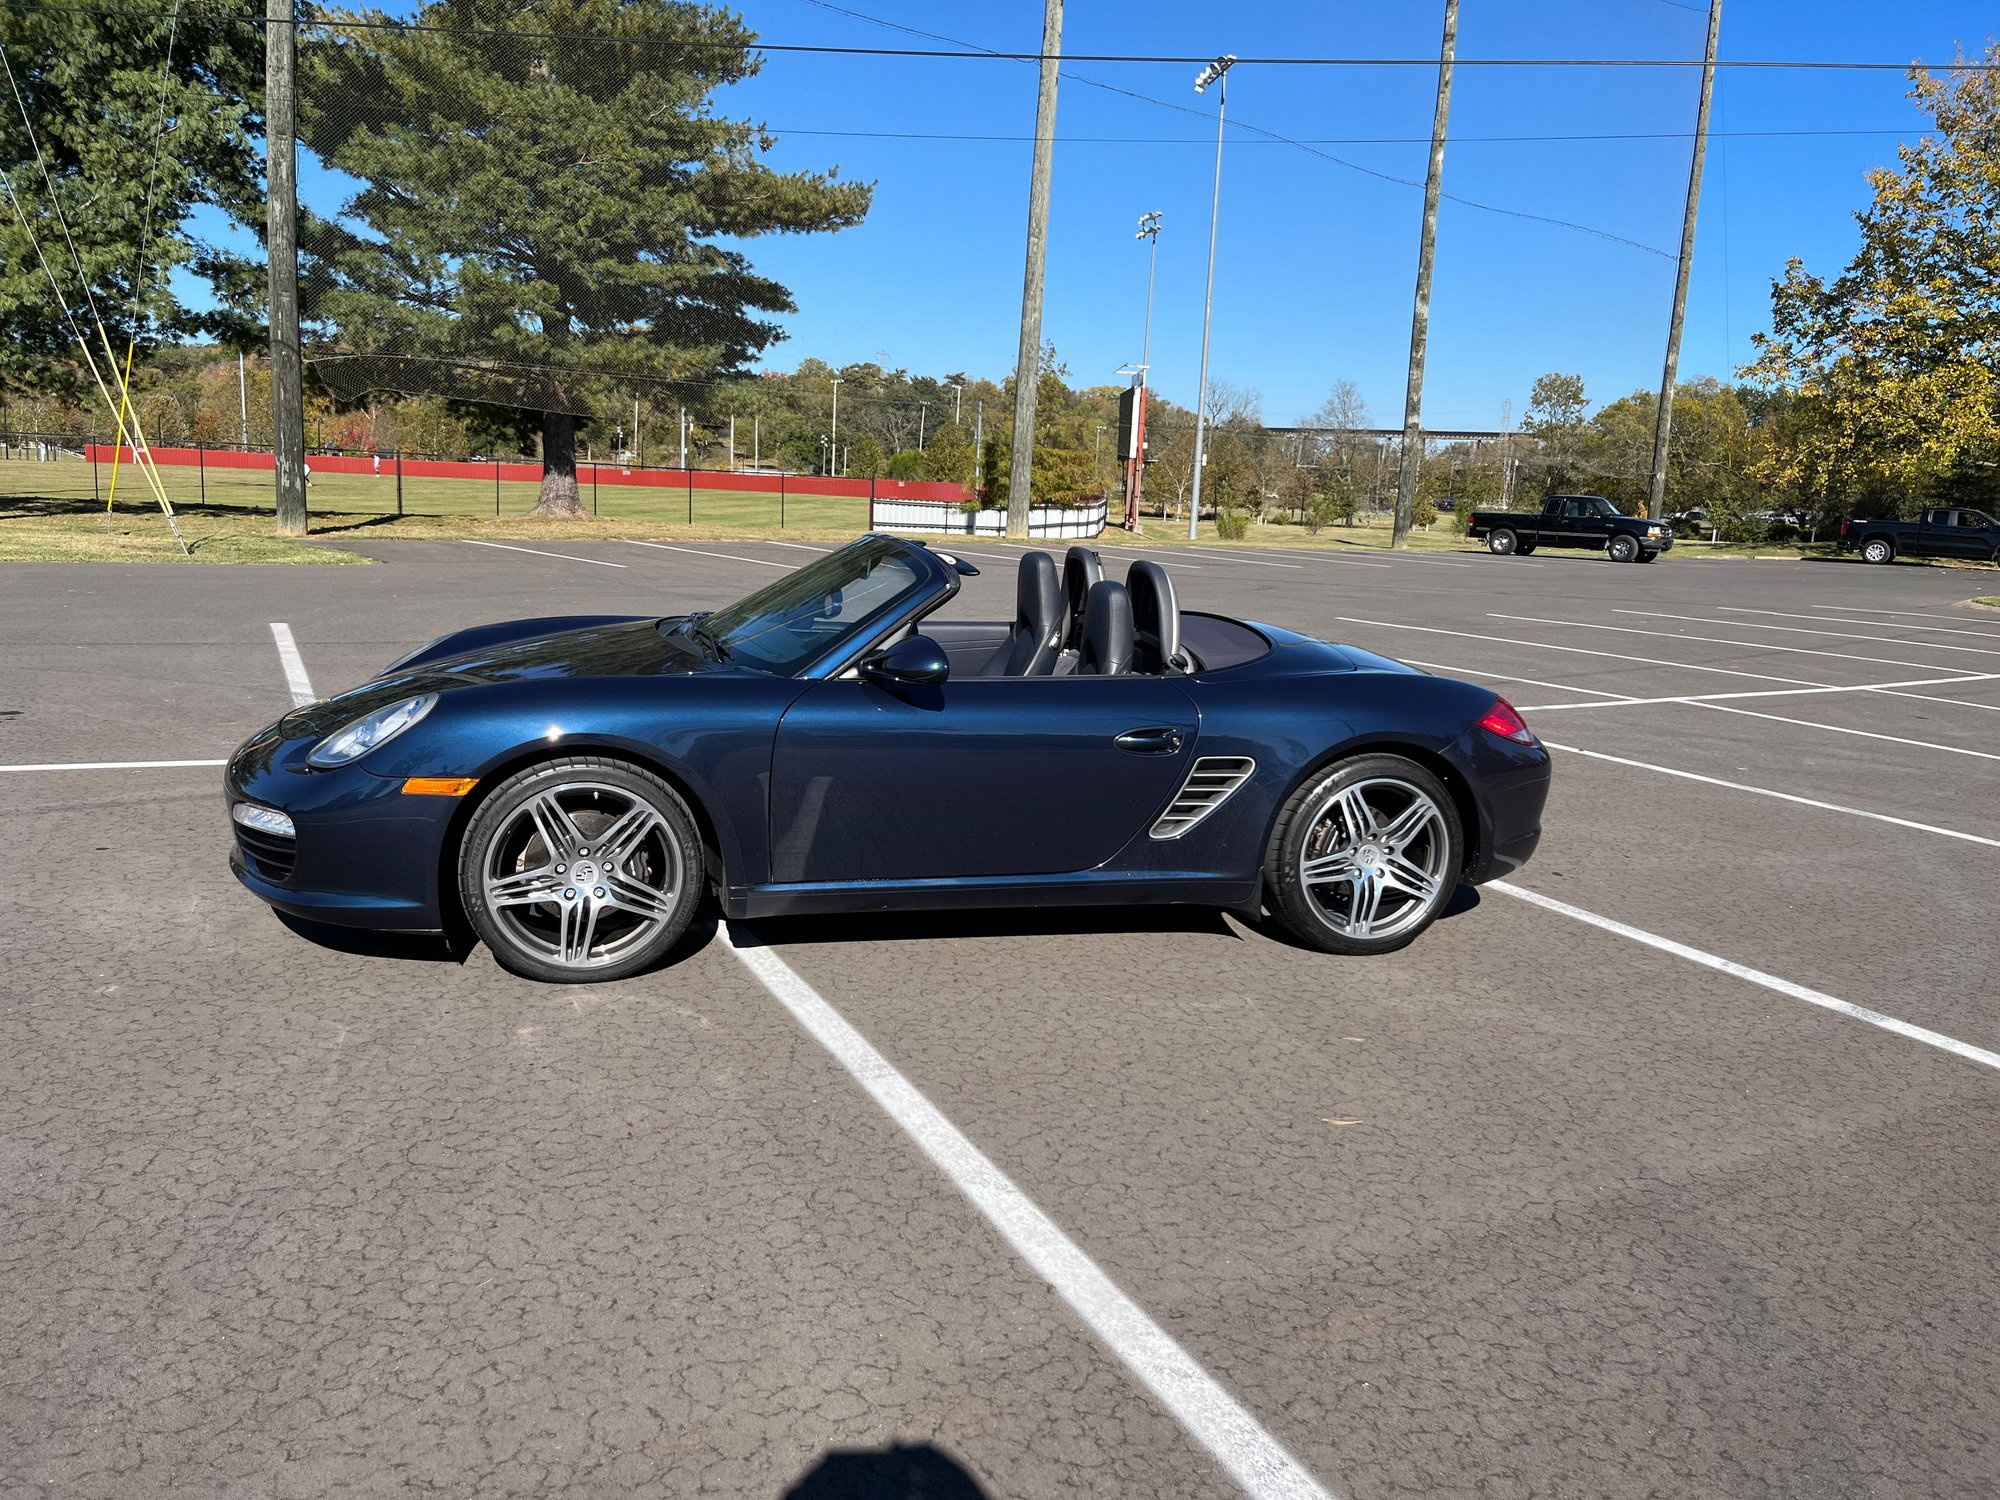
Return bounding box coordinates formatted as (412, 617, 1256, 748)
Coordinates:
(463, 539, 626, 568)
(1718, 605, 2000, 642)
(1399, 659, 1637, 701)
(763, 540, 834, 553)
(1619, 608, 2000, 658)
(1810, 604, 1999, 625)
(1543, 741, 2000, 849)
(1333, 616, 1820, 685)
(269, 623, 316, 706)
(726, 930, 1335, 1500)
(1688, 701, 2000, 761)
(625, 540, 790, 568)
(1513, 670, 2000, 713)
(1489, 613, 1982, 677)
(1493, 882, 2000, 1073)
(0, 758, 228, 773)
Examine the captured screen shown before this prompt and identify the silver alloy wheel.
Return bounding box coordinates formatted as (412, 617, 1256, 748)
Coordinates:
(1863, 539, 1893, 564)
(1489, 529, 1516, 555)
(1296, 776, 1451, 941)
(480, 781, 682, 970)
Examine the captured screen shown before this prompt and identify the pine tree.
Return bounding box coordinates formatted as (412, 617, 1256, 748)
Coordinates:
(299, 0, 870, 515)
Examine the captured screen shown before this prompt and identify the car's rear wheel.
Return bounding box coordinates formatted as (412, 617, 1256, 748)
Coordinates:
(1263, 754, 1463, 956)
(459, 757, 702, 983)
(1516, 541, 1537, 555)
(1608, 534, 1640, 563)
(1862, 538, 1895, 564)
(1487, 528, 1518, 556)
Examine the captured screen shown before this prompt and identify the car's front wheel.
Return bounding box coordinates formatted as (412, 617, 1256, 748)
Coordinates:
(1608, 534, 1640, 563)
(1263, 754, 1463, 955)
(459, 757, 703, 983)
(1487, 528, 1518, 555)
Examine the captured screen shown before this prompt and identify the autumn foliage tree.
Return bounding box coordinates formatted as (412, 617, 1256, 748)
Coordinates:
(1744, 47, 2000, 518)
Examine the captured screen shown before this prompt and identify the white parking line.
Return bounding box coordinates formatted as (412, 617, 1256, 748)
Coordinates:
(1333, 616, 1819, 685)
(0, 758, 227, 773)
(1811, 604, 1999, 625)
(1489, 613, 1982, 676)
(1493, 883, 2000, 1073)
(763, 540, 833, 552)
(625, 540, 790, 568)
(1399, 659, 1637, 701)
(726, 930, 1334, 1500)
(1719, 605, 2000, 642)
(1543, 740, 2000, 849)
(463, 539, 627, 568)
(1622, 608, 2000, 658)
(1686, 701, 2000, 762)
(269, 623, 316, 706)
(1513, 671, 2000, 713)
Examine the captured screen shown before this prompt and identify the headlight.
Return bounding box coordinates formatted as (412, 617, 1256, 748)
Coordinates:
(306, 693, 437, 768)
(231, 802, 296, 838)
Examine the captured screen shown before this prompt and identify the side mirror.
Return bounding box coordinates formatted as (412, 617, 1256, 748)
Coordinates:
(861, 634, 950, 688)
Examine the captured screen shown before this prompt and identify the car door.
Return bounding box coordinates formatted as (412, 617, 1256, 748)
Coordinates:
(1559, 497, 1605, 549)
(768, 674, 1200, 883)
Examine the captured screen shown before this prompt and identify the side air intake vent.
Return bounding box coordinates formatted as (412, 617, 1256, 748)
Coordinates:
(1150, 756, 1256, 840)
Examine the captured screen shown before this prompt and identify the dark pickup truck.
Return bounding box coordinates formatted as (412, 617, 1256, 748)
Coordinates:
(1467, 494, 1673, 563)
(1840, 507, 2000, 565)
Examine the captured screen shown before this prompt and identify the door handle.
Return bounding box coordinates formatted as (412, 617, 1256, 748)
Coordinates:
(1114, 726, 1184, 754)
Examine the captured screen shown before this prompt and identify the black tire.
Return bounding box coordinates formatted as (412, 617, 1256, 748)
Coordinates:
(1516, 542, 1537, 555)
(1635, 548, 1660, 564)
(1608, 534, 1640, 564)
(1487, 528, 1518, 556)
(1861, 537, 1895, 565)
(1264, 753, 1464, 956)
(458, 756, 704, 983)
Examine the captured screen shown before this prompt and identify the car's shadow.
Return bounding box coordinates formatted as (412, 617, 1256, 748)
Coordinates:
(275, 885, 1480, 970)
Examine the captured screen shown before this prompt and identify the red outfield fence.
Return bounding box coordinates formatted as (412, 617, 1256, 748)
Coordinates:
(79, 442, 973, 503)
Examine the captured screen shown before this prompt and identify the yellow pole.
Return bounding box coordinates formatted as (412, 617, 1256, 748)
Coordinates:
(104, 340, 136, 510)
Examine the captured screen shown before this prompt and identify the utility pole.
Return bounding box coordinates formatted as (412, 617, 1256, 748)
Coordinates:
(1188, 55, 1235, 541)
(1500, 396, 1515, 508)
(1006, 0, 1063, 540)
(1648, 0, 1723, 521)
(950, 381, 963, 424)
(974, 398, 984, 495)
(265, 0, 306, 536)
(829, 375, 842, 463)
(918, 400, 929, 450)
(237, 352, 249, 448)
(1392, 0, 1458, 550)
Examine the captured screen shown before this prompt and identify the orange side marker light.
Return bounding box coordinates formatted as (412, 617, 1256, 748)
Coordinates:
(401, 776, 479, 797)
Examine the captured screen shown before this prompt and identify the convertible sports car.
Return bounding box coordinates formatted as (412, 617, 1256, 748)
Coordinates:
(227, 534, 1550, 982)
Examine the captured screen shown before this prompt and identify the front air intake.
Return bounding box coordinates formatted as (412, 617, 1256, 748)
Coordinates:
(1150, 756, 1256, 840)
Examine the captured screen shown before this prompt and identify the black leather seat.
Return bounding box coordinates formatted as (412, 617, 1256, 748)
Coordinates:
(980, 551, 1064, 676)
(1127, 559, 1181, 674)
(1060, 546, 1103, 650)
(1074, 579, 1134, 676)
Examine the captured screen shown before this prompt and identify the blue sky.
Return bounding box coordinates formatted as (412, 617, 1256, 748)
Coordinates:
(711, 0, 1994, 427)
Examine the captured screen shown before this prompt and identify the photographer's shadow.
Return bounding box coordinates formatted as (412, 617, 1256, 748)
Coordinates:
(784, 1442, 990, 1499)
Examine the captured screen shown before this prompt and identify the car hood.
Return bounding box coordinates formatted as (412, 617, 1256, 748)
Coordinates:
(277, 616, 698, 739)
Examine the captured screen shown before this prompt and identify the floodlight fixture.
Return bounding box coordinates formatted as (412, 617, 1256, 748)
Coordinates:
(1193, 55, 1235, 94)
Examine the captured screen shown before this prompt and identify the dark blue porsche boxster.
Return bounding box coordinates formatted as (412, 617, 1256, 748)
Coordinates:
(227, 534, 1549, 982)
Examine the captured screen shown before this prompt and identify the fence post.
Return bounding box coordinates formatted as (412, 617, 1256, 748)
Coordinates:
(869, 474, 877, 533)
(779, 470, 785, 529)
(395, 449, 404, 515)
(494, 458, 501, 516)
(198, 439, 207, 505)
(591, 462, 598, 515)
(686, 464, 693, 524)
(91, 433, 100, 504)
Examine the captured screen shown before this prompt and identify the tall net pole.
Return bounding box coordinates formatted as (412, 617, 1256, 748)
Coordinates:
(1392, 0, 1458, 550)
(1005, 0, 1062, 541)
(265, 0, 307, 536)
(1647, 0, 1723, 521)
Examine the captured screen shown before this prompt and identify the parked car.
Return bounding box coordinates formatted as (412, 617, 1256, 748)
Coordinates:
(1839, 507, 2000, 564)
(225, 535, 1552, 981)
(1466, 494, 1674, 562)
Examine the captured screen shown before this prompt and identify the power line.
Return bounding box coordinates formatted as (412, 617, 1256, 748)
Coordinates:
(763, 124, 1930, 146)
(1, 3, 1996, 70)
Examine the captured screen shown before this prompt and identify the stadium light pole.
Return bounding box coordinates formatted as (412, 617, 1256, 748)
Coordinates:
(1135, 210, 1162, 378)
(950, 381, 963, 424)
(829, 375, 842, 468)
(1188, 55, 1235, 542)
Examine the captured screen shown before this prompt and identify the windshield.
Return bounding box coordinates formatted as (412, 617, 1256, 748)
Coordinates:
(691, 535, 937, 677)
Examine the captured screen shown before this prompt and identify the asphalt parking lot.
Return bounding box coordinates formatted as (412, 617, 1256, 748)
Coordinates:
(4, 535, 1997, 1498)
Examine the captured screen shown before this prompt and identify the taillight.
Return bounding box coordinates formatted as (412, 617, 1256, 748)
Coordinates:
(1840, 519, 1850, 537)
(1478, 698, 1537, 745)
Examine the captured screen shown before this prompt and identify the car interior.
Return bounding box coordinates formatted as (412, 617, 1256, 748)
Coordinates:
(874, 546, 1265, 681)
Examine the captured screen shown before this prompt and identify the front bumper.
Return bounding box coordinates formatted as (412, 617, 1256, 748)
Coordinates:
(225, 724, 458, 932)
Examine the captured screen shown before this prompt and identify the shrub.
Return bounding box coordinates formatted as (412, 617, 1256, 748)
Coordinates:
(1412, 495, 1437, 530)
(1303, 493, 1339, 535)
(958, 498, 984, 517)
(1215, 508, 1249, 541)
